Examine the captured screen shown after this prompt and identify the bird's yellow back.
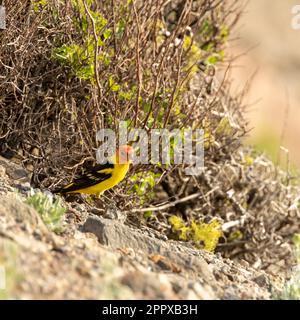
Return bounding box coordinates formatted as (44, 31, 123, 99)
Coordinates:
(54, 145, 133, 196)
(71, 162, 130, 195)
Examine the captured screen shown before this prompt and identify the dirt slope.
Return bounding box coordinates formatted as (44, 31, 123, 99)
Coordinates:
(0, 157, 283, 299)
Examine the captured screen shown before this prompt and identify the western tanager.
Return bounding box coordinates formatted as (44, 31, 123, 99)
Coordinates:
(54, 145, 133, 195)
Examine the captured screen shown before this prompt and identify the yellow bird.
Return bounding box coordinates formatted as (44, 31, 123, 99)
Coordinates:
(54, 145, 133, 196)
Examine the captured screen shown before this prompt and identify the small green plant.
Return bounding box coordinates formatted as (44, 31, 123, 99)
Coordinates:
(31, 0, 47, 12)
(53, 42, 95, 81)
(26, 191, 66, 233)
(278, 234, 300, 300)
(130, 171, 160, 204)
(206, 50, 225, 65)
(52, 0, 111, 82)
(182, 34, 202, 76)
(198, 20, 228, 66)
(169, 215, 223, 252)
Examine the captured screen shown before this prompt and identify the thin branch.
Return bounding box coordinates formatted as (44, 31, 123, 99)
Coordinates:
(130, 187, 219, 212)
(82, 0, 104, 122)
(132, 0, 142, 126)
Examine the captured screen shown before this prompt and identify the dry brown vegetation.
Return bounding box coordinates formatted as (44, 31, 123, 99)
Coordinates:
(0, 0, 299, 277)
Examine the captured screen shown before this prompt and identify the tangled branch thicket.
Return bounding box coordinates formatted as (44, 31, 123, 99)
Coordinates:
(1, 0, 300, 276)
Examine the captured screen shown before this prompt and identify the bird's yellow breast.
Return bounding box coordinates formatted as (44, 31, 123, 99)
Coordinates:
(71, 163, 130, 195)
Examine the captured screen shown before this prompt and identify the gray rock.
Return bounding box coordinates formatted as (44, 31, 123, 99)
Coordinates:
(0, 156, 30, 183)
(252, 274, 270, 288)
(83, 215, 215, 282)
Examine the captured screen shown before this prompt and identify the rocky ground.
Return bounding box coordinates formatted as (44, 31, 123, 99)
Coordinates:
(0, 156, 284, 299)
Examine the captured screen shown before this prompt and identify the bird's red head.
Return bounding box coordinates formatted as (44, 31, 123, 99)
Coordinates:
(117, 145, 134, 164)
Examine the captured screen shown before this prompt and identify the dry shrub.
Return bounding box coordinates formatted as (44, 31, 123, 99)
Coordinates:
(0, 0, 243, 186)
(145, 148, 300, 275)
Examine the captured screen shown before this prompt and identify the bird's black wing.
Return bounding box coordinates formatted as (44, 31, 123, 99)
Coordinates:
(55, 162, 114, 194)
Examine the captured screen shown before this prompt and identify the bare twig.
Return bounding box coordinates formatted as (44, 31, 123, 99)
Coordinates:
(130, 187, 219, 213)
